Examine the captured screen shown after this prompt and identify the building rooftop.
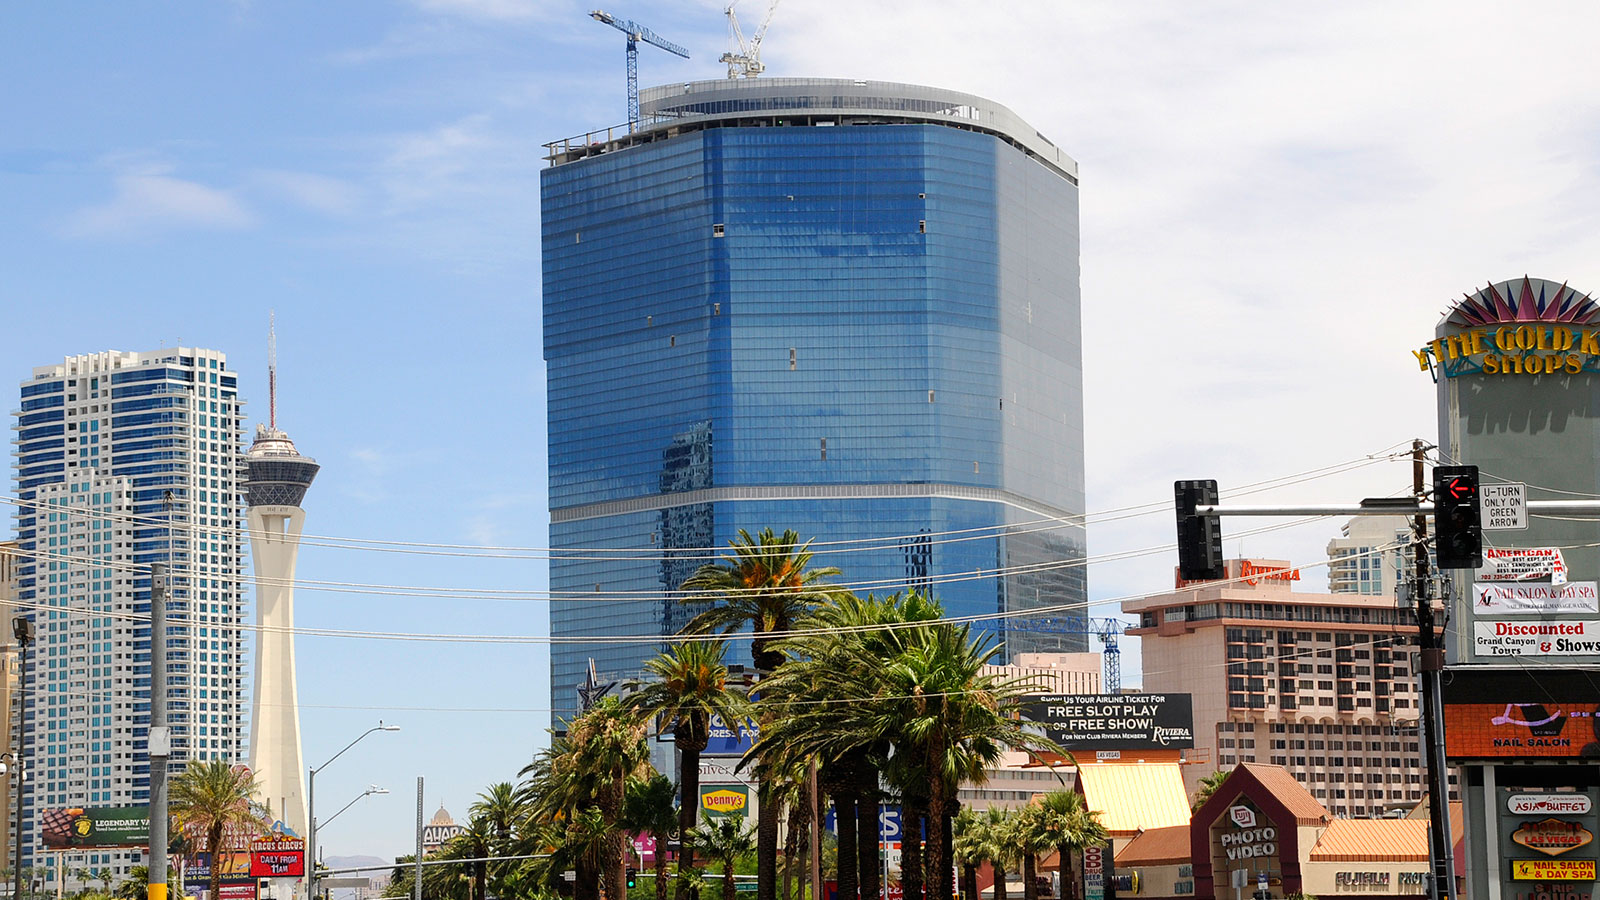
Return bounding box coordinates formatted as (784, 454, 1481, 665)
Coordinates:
(1115, 824, 1190, 867)
(544, 77, 1077, 182)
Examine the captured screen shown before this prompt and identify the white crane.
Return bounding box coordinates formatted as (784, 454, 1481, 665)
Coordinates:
(720, 0, 779, 79)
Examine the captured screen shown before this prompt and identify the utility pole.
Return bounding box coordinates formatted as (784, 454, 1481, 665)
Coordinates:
(12, 616, 35, 900)
(147, 564, 170, 900)
(1410, 442, 1457, 900)
(413, 778, 423, 900)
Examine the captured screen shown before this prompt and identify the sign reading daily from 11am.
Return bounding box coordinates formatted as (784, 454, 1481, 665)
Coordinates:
(1026, 694, 1194, 750)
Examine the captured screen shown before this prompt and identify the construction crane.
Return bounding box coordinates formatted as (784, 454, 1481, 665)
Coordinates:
(998, 616, 1130, 693)
(720, 0, 779, 78)
(590, 10, 690, 133)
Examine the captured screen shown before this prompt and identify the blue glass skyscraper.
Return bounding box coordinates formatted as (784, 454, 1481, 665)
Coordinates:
(542, 79, 1087, 717)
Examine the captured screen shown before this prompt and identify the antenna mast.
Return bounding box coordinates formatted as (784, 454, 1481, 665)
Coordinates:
(268, 310, 277, 430)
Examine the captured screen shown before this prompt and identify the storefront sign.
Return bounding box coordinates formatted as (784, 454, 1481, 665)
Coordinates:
(1335, 872, 1391, 888)
(1219, 826, 1277, 860)
(1510, 795, 1595, 816)
(1414, 325, 1600, 380)
(249, 837, 306, 877)
(1511, 819, 1594, 857)
(1478, 548, 1569, 584)
(1473, 620, 1600, 656)
(704, 715, 759, 757)
(1025, 693, 1194, 750)
(1230, 806, 1257, 828)
(1445, 668, 1600, 759)
(699, 785, 749, 819)
(1511, 859, 1596, 881)
(1475, 583, 1598, 615)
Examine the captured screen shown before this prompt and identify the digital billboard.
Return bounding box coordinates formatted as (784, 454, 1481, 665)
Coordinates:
(1024, 694, 1194, 750)
(40, 807, 151, 849)
(250, 837, 306, 878)
(1443, 668, 1600, 759)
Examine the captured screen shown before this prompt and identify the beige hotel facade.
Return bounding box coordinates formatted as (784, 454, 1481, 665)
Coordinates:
(1124, 558, 1446, 819)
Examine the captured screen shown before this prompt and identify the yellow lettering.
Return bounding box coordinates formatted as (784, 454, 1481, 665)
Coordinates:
(1483, 355, 1499, 374)
(1517, 325, 1536, 350)
(1496, 327, 1515, 351)
(1471, 329, 1488, 354)
(1556, 328, 1574, 351)
(1443, 334, 1460, 359)
(1525, 355, 1541, 376)
(1585, 331, 1600, 355)
(1537, 328, 1552, 351)
(1545, 354, 1562, 374)
(1413, 348, 1432, 371)
(1568, 354, 1583, 374)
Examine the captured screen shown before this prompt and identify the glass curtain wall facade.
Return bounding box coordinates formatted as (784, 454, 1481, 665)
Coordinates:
(542, 79, 1087, 719)
(11, 349, 246, 885)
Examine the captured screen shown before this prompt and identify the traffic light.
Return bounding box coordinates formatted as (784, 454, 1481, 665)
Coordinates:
(1175, 480, 1224, 580)
(626, 868, 637, 889)
(1433, 465, 1482, 569)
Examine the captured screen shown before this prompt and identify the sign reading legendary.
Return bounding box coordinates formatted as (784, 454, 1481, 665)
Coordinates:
(40, 806, 151, 849)
(1026, 694, 1194, 750)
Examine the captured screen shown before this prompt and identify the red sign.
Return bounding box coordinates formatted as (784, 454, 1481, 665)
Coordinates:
(249, 837, 306, 878)
(217, 885, 258, 900)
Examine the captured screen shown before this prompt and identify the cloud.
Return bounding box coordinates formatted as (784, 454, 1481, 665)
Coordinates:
(252, 170, 363, 217)
(63, 172, 254, 238)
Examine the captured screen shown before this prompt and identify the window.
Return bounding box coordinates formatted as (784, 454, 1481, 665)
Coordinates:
(712, 224, 725, 237)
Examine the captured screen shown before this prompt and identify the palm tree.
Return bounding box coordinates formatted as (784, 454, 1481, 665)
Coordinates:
(439, 816, 493, 900)
(624, 774, 678, 900)
(470, 781, 524, 895)
(1192, 769, 1231, 811)
(687, 813, 755, 900)
(1007, 805, 1052, 900)
(114, 867, 181, 900)
(169, 759, 263, 900)
(680, 527, 849, 900)
(1035, 792, 1109, 900)
(623, 639, 748, 898)
(952, 808, 986, 900)
(981, 807, 1014, 900)
(567, 696, 652, 900)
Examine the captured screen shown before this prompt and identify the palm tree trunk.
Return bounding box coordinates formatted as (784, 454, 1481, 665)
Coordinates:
(655, 828, 670, 900)
(901, 798, 925, 900)
(576, 857, 601, 900)
(924, 769, 951, 900)
(723, 859, 738, 900)
(856, 767, 880, 900)
(960, 864, 978, 900)
(208, 825, 223, 900)
(1022, 853, 1037, 900)
(1057, 844, 1070, 900)
(475, 860, 487, 900)
(835, 789, 859, 900)
(940, 811, 955, 900)
(993, 860, 1009, 900)
(605, 830, 629, 900)
(757, 783, 781, 900)
(679, 737, 702, 900)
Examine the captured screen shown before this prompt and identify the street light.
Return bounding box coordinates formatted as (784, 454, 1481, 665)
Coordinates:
(319, 786, 388, 832)
(11, 616, 34, 900)
(307, 724, 398, 900)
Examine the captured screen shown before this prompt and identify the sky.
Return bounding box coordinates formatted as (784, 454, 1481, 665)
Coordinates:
(6, 0, 1600, 861)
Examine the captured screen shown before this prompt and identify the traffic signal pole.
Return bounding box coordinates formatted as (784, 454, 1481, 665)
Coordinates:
(1175, 457, 1600, 900)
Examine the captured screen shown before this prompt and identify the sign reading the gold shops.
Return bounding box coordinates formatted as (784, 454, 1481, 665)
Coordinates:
(1415, 324, 1600, 379)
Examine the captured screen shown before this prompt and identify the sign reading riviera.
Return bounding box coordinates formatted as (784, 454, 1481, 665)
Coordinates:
(1026, 694, 1194, 750)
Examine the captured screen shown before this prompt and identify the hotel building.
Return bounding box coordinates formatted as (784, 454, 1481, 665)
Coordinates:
(1124, 558, 1437, 819)
(12, 348, 246, 882)
(541, 78, 1089, 715)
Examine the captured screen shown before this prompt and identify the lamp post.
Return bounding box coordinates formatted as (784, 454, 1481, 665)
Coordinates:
(12, 616, 35, 900)
(318, 787, 387, 832)
(306, 724, 398, 900)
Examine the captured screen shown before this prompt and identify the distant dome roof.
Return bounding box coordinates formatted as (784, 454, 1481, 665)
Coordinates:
(428, 807, 457, 827)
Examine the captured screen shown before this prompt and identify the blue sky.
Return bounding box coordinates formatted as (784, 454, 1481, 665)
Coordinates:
(6, 0, 1600, 860)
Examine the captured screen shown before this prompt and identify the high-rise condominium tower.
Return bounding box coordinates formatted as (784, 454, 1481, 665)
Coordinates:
(541, 78, 1088, 717)
(12, 348, 246, 885)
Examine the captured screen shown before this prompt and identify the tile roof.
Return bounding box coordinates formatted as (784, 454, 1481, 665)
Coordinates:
(1077, 763, 1192, 834)
(1309, 819, 1430, 861)
(1235, 762, 1330, 825)
(1116, 825, 1192, 866)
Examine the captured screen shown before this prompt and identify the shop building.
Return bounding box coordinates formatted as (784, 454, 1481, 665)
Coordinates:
(1124, 559, 1438, 817)
(1115, 763, 1462, 900)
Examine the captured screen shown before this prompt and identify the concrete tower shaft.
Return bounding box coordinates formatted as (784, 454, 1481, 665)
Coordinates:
(245, 424, 319, 838)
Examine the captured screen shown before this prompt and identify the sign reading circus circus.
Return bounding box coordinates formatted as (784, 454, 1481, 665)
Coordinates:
(1414, 277, 1600, 378)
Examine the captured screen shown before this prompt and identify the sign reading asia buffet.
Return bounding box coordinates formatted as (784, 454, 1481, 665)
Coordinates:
(1026, 694, 1194, 750)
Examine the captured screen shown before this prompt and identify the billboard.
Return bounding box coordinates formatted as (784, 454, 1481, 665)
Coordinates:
(249, 837, 306, 878)
(1443, 668, 1600, 759)
(1025, 694, 1194, 750)
(699, 784, 750, 819)
(704, 715, 759, 757)
(41, 807, 151, 849)
(185, 852, 255, 890)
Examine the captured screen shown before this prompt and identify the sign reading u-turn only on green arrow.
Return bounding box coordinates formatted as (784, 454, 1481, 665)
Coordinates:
(1482, 482, 1528, 530)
